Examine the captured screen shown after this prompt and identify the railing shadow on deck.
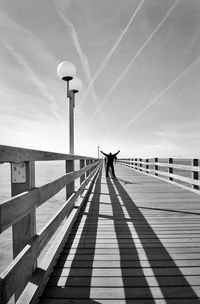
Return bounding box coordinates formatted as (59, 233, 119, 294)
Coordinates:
(109, 177, 199, 302)
(38, 168, 103, 303)
(38, 171, 199, 303)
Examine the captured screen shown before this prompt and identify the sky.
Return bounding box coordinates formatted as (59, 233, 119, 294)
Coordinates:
(0, 0, 200, 158)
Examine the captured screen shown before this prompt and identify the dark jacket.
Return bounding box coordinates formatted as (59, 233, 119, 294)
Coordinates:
(100, 151, 120, 164)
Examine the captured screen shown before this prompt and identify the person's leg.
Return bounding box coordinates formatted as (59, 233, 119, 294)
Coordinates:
(111, 163, 116, 177)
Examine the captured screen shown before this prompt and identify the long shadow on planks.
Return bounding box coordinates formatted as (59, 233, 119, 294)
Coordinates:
(39, 169, 103, 303)
(139, 206, 200, 216)
(39, 169, 199, 304)
(110, 177, 199, 303)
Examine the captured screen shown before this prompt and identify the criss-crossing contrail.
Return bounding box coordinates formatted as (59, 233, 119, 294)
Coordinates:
(78, 0, 145, 109)
(84, 0, 180, 128)
(55, 0, 108, 131)
(106, 55, 200, 140)
(2, 40, 60, 119)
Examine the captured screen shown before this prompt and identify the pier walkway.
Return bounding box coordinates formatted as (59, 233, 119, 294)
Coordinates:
(38, 164, 200, 303)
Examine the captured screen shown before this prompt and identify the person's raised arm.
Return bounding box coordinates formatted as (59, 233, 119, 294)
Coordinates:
(113, 150, 120, 156)
(100, 150, 108, 157)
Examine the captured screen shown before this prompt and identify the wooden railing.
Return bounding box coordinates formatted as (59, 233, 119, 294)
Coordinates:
(0, 145, 102, 303)
(118, 157, 200, 191)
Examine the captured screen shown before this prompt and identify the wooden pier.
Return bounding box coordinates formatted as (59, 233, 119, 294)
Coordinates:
(0, 146, 200, 303)
(39, 165, 200, 304)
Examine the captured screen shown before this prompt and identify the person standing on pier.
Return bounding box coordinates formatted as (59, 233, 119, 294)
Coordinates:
(100, 150, 120, 178)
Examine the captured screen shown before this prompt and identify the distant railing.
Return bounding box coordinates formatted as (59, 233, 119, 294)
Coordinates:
(0, 145, 102, 303)
(118, 158, 200, 191)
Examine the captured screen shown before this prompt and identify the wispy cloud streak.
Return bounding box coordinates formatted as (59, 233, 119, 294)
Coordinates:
(78, 0, 145, 108)
(110, 55, 200, 138)
(84, 0, 180, 128)
(55, 0, 108, 131)
(2, 40, 59, 118)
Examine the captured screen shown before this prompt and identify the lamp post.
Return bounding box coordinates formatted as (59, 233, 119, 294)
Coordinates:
(68, 77, 82, 154)
(57, 61, 82, 200)
(57, 61, 82, 154)
(98, 145, 100, 158)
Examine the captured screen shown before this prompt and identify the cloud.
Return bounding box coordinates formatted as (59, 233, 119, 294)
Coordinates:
(1, 40, 60, 118)
(0, 10, 57, 66)
(0, 10, 62, 119)
(112, 54, 200, 138)
(78, 0, 146, 108)
(55, 0, 108, 132)
(84, 0, 180, 129)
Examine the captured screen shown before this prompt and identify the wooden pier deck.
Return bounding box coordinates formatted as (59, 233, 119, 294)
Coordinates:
(38, 164, 200, 304)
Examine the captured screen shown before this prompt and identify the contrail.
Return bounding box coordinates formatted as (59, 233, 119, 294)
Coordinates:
(2, 40, 60, 119)
(78, 0, 146, 109)
(108, 55, 200, 139)
(84, 0, 180, 128)
(55, 0, 108, 131)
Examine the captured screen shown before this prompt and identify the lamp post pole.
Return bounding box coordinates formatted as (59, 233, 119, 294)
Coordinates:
(98, 145, 100, 158)
(69, 91, 75, 154)
(57, 61, 82, 200)
(57, 61, 82, 155)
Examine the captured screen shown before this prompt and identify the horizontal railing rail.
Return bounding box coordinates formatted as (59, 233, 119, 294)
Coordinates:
(0, 145, 95, 162)
(118, 157, 200, 191)
(0, 145, 102, 303)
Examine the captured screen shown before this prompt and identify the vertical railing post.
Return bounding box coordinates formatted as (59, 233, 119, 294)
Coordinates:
(155, 157, 158, 176)
(140, 158, 142, 171)
(130, 158, 133, 168)
(80, 159, 85, 184)
(90, 159, 93, 174)
(146, 159, 149, 173)
(86, 159, 90, 177)
(192, 159, 199, 190)
(11, 161, 36, 257)
(11, 161, 36, 299)
(168, 158, 173, 181)
(66, 159, 74, 200)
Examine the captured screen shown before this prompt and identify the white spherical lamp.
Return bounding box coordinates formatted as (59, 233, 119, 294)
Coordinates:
(57, 61, 76, 81)
(69, 77, 82, 93)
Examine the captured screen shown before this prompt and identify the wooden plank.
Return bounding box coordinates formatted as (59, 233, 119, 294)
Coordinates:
(0, 161, 101, 233)
(0, 189, 38, 233)
(39, 299, 200, 304)
(38, 161, 99, 205)
(80, 159, 85, 184)
(11, 161, 36, 301)
(47, 275, 200, 287)
(127, 166, 200, 186)
(41, 286, 199, 299)
(66, 159, 75, 200)
(119, 159, 200, 173)
(0, 145, 97, 162)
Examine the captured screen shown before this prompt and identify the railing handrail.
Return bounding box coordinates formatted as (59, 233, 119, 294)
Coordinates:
(0, 144, 102, 304)
(118, 157, 199, 191)
(0, 161, 98, 233)
(0, 144, 96, 162)
(119, 158, 200, 172)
